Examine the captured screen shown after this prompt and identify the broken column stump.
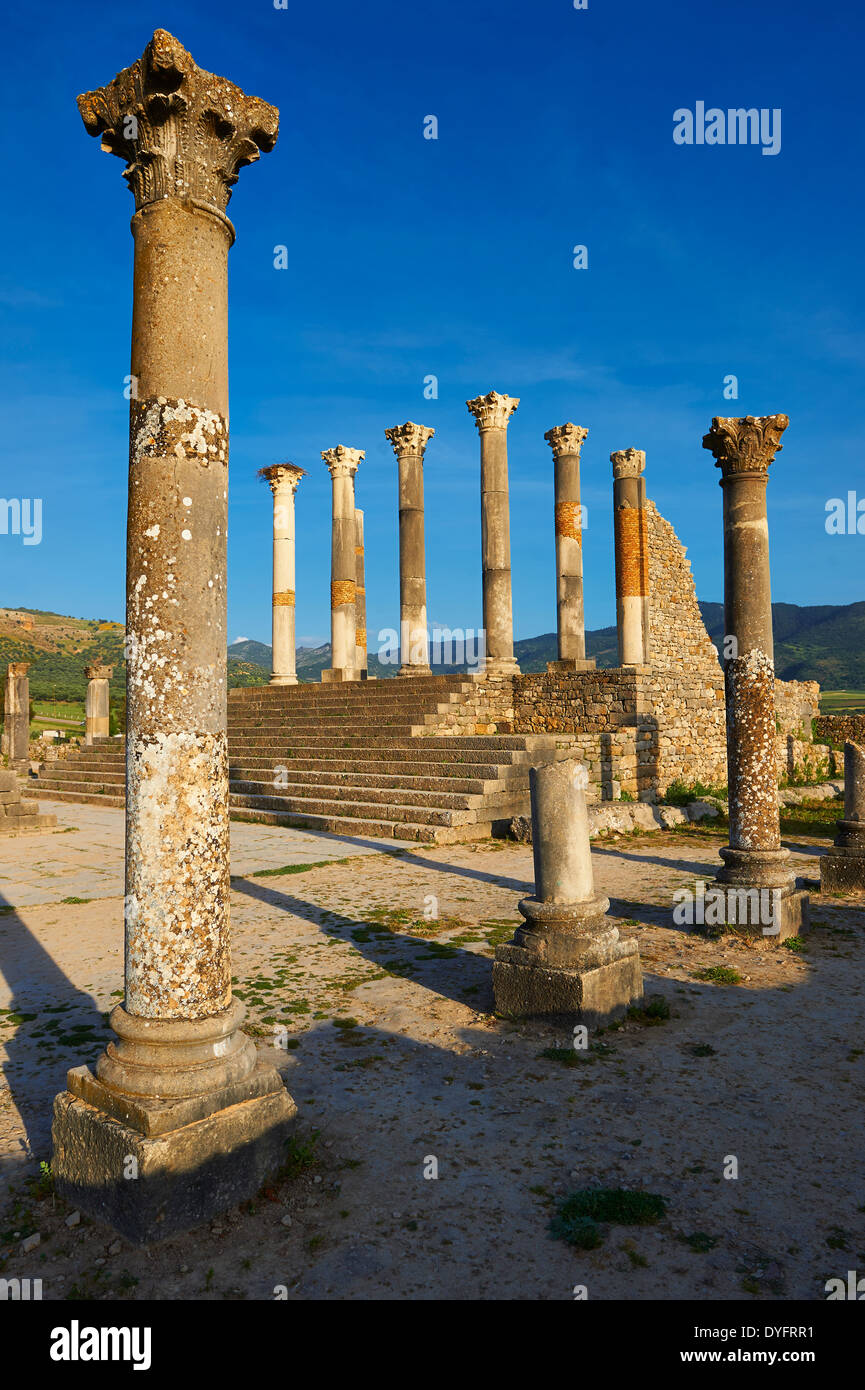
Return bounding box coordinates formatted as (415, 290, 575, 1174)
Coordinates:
(493, 757, 643, 1023)
(821, 741, 865, 894)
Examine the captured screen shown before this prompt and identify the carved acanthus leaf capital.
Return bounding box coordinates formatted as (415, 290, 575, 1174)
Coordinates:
(702, 414, 788, 477)
(84, 664, 113, 681)
(321, 445, 364, 479)
(466, 391, 519, 432)
(384, 422, 435, 459)
(77, 29, 279, 218)
(610, 447, 646, 480)
(259, 463, 306, 497)
(545, 423, 588, 458)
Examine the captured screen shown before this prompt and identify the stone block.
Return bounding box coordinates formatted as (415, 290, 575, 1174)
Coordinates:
(52, 1067, 297, 1245)
(493, 943, 643, 1027)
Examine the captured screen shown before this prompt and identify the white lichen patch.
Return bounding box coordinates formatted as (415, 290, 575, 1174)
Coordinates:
(125, 729, 230, 1019)
(726, 647, 778, 851)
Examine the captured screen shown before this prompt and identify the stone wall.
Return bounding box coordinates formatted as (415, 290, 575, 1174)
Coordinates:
(813, 714, 865, 748)
(776, 679, 820, 739)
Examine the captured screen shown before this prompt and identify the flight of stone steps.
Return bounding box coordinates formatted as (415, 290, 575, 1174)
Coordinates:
(30, 675, 574, 843)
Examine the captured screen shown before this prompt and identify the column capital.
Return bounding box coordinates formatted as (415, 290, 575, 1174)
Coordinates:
(610, 447, 646, 480)
(702, 414, 788, 478)
(466, 391, 519, 432)
(77, 29, 279, 220)
(545, 423, 588, 459)
(84, 663, 113, 681)
(384, 422, 435, 459)
(321, 445, 364, 479)
(7, 662, 29, 677)
(259, 463, 306, 497)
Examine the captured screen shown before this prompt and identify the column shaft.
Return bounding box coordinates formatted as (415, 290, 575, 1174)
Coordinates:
(84, 664, 112, 744)
(545, 423, 593, 670)
(385, 422, 434, 676)
(261, 465, 305, 685)
(355, 509, 368, 678)
(322, 447, 363, 681)
(611, 449, 649, 666)
(466, 393, 520, 675)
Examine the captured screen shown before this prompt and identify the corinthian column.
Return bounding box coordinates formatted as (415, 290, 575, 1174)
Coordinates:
(52, 30, 295, 1244)
(611, 448, 650, 666)
(322, 446, 363, 682)
(545, 424, 594, 672)
(466, 391, 520, 675)
(355, 508, 368, 678)
(702, 413, 808, 939)
(260, 463, 305, 685)
(84, 663, 113, 744)
(385, 421, 434, 676)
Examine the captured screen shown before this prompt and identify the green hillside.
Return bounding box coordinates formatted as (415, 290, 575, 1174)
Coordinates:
(4, 600, 864, 700)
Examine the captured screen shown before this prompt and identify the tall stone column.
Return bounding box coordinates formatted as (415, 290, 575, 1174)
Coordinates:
(52, 30, 296, 1244)
(84, 663, 112, 744)
(702, 413, 808, 939)
(384, 421, 434, 676)
(1, 663, 30, 769)
(260, 463, 305, 685)
(466, 392, 520, 675)
(611, 448, 650, 666)
(322, 446, 363, 682)
(493, 758, 642, 1021)
(545, 424, 595, 672)
(821, 741, 865, 893)
(355, 509, 369, 678)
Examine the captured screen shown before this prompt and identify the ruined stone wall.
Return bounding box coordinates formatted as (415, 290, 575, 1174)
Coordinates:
(813, 714, 865, 748)
(775, 679, 820, 739)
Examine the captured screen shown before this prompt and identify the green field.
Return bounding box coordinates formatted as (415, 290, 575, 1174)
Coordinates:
(818, 690, 865, 715)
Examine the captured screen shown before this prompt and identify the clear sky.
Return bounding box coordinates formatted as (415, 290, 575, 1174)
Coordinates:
(1, 0, 863, 649)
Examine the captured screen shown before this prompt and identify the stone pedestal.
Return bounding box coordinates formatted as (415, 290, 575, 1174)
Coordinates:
(1, 662, 30, 769)
(466, 392, 520, 676)
(611, 449, 650, 667)
(52, 29, 295, 1244)
(385, 422, 434, 676)
(260, 463, 305, 685)
(84, 663, 112, 745)
(493, 758, 642, 1022)
(821, 741, 865, 894)
(545, 424, 595, 672)
(322, 445, 363, 682)
(355, 509, 369, 678)
(702, 414, 809, 939)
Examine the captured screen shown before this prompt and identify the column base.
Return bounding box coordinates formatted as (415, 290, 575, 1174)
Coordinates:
(492, 894, 643, 1024)
(820, 826, 865, 893)
(546, 658, 596, 674)
(398, 665, 432, 678)
(269, 674, 298, 686)
(321, 668, 358, 683)
(482, 658, 521, 677)
(51, 1061, 297, 1245)
(703, 878, 809, 940)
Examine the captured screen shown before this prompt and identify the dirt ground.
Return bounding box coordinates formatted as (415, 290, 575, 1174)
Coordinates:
(1, 804, 863, 1301)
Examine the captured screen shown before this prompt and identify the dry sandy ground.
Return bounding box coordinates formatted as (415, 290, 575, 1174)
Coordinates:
(0, 805, 863, 1301)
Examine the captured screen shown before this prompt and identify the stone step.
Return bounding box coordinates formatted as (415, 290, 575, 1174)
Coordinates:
(26, 785, 126, 809)
(226, 735, 545, 753)
(230, 777, 527, 814)
(228, 767, 515, 794)
(229, 806, 494, 844)
(229, 756, 525, 780)
(229, 790, 479, 828)
(37, 768, 126, 787)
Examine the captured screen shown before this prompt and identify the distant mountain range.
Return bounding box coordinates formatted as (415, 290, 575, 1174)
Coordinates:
(3, 601, 864, 703)
(231, 601, 865, 688)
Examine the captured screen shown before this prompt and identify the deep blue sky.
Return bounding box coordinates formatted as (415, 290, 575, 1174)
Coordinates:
(2, 0, 863, 648)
